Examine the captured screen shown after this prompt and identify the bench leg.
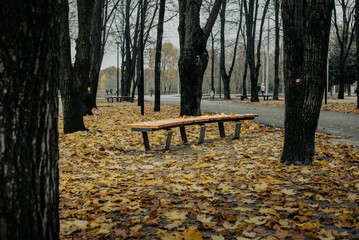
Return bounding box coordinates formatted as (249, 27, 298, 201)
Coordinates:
(198, 124, 206, 144)
(165, 129, 173, 151)
(142, 132, 150, 151)
(107, 98, 109, 103)
(218, 122, 225, 138)
(233, 121, 242, 139)
(180, 126, 188, 143)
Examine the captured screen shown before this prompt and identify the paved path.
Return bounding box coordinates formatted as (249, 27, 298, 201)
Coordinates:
(145, 95, 359, 147)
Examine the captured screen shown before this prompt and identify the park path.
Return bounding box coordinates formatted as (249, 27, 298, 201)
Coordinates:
(144, 95, 359, 147)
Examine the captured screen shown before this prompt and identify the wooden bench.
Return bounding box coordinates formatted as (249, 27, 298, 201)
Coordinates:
(125, 114, 258, 151)
(261, 95, 270, 101)
(105, 96, 132, 103)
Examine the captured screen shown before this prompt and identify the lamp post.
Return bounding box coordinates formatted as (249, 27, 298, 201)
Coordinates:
(116, 41, 120, 102)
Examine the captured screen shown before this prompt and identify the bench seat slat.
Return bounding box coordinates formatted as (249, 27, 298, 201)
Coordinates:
(125, 114, 258, 130)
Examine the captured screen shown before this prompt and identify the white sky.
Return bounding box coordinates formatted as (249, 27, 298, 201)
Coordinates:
(101, 15, 180, 70)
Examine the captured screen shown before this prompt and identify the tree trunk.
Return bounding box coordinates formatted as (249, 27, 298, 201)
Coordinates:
(356, 0, 359, 109)
(124, 0, 133, 97)
(242, 53, 248, 97)
(154, 0, 166, 111)
(220, 0, 242, 100)
(273, 0, 280, 100)
(0, 0, 60, 238)
(178, 0, 223, 116)
(244, 0, 270, 102)
(281, 0, 334, 165)
(60, 0, 94, 133)
(338, 53, 345, 99)
(88, 0, 106, 112)
(211, 31, 215, 93)
(220, 0, 230, 100)
(333, 2, 355, 100)
(59, 0, 87, 133)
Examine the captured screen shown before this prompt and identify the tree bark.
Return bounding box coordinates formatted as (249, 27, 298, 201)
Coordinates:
(154, 0, 166, 111)
(220, 0, 242, 100)
(356, 0, 359, 108)
(281, 0, 334, 165)
(60, 0, 94, 133)
(0, 0, 60, 238)
(59, 0, 86, 133)
(244, 0, 270, 102)
(87, 0, 106, 113)
(178, 0, 223, 116)
(124, 0, 133, 97)
(273, 0, 280, 100)
(210, 31, 216, 93)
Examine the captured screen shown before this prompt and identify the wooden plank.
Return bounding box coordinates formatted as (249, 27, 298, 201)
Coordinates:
(125, 114, 258, 130)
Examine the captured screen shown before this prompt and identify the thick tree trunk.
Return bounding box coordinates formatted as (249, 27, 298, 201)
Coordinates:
(0, 0, 60, 238)
(154, 0, 166, 111)
(178, 0, 222, 116)
(357, 0, 359, 109)
(281, 0, 333, 165)
(59, 0, 87, 133)
(273, 0, 280, 100)
(75, 0, 94, 114)
(178, 50, 208, 116)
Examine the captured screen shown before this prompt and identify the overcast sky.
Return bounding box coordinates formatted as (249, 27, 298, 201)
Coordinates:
(100, 14, 180, 70)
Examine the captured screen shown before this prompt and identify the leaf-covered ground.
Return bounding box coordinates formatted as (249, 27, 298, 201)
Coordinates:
(59, 101, 359, 239)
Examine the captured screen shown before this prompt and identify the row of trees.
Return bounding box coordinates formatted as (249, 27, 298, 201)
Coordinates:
(1, 0, 359, 238)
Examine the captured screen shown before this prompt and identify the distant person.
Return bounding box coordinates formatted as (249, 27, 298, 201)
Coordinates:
(260, 83, 265, 96)
(106, 89, 109, 96)
(110, 89, 113, 95)
(150, 88, 154, 97)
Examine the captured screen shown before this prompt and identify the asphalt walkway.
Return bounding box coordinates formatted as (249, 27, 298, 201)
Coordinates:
(144, 95, 359, 148)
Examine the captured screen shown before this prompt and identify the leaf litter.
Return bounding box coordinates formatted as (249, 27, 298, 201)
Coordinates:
(59, 101, 359, 239)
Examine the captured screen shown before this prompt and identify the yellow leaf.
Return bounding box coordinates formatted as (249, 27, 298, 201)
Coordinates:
(254, 182, 268, 192)
(197, 214, 213, 224)
(164, 210, 187, 221)
(73, 220, 88, 229)
(243, 231, 257, 238)
(245, 216, 269, 225)
(211, 235, 225, 240)
(183, 226, 203, 240)
(281, 189, 296, 195)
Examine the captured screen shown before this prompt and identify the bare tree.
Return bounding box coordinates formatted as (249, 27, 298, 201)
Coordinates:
(0, 0, 60, 238)
(86, 0, 121, 113)
(273, 0, 280, 100)
(154, 0, 167, 111)
(243, 0, 270, 102)
(281, 0, 334, 165)
(220, 0, 243, 99)
(60, 0, 95, 133)
(178, 0, 223, 116)
(333, 0, 355, 99)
